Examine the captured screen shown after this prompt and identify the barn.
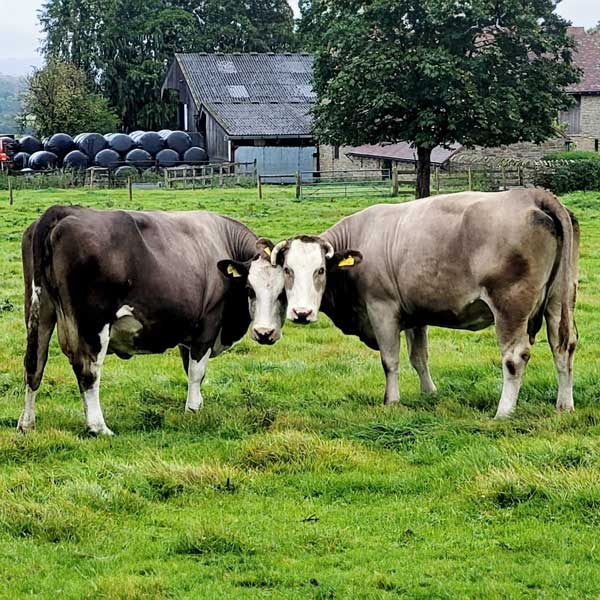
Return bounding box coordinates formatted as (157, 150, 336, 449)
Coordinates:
(162, 53, 317, 176)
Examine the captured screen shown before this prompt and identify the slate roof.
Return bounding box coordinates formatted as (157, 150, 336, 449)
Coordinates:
(346, 142, 463, 166)
(567, 27, 600, 94)
(169, 53, 315, 137)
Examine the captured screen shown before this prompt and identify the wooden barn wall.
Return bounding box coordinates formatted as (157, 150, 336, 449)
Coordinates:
(205, 115, 230, 162)
(163, 61, 199, 132)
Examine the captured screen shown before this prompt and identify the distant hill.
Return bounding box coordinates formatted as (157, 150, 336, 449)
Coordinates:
(0, 74, 26, 134)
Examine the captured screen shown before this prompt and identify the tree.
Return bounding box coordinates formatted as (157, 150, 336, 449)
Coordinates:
(18, 60, 118, 137)
(306, 0, 581, 198)
(40, 0, 296, 131)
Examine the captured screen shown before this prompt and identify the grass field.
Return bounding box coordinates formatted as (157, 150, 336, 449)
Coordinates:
(0, 186, 599, 599)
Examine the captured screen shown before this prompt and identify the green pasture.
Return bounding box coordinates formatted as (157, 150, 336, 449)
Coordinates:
(0, 186, 599, 598)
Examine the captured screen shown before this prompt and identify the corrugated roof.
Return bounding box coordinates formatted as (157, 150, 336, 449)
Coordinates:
(346, 142, 462, 166)
(171, 53, 315, 137)
(567, 27, 600, 94)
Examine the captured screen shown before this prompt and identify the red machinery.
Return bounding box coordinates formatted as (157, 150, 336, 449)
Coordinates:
(0, 135, 17, 172)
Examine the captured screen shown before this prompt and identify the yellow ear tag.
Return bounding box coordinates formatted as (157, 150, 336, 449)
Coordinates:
(338, 255, 355, 267)
(264, 247, 272, 257)
(227, 264, 242, 278)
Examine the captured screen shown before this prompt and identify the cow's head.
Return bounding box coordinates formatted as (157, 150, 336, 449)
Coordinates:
(270, 236, 362, 324)
(217, 239, 286, 345)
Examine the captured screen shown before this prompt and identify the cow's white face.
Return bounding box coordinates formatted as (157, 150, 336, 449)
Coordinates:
(271, 236, 362, 324)
(247, 257, 286, 344)
(217, 239, 286, 345)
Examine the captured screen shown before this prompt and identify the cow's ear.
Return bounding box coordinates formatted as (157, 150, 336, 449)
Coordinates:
(256, 238, 274, 260)
(329, 250, 363, 270)
(217, 259, 249, 280)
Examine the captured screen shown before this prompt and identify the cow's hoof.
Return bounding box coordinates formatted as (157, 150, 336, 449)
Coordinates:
(185, 404, 202, 414)
(556, 404, 575, 413)
(88, 424, 114, 436)
(494, 411, 512, 420)
(17, 412, 35, 433)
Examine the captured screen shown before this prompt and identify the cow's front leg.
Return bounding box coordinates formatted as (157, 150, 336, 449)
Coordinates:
(405, 326, 437, 394)
(185, 346, 212, 413)
(368, 303, 401, 405)
(73, 324, 113, 435)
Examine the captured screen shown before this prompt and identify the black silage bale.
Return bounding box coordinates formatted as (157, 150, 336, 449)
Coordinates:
(13, 152, 30, 169)
(45, 133, 76, 158)
(107, 133, 134, 155)
(155, 148, 180, 168)
(19, 135, 44, 155)
(94, 148, 121, 168)
(126, 148, 153, 168)
(77, 133, 107, 157)
(136, 132, 164, 157)
(114, 165, 139, 179)
(29, 151, 59, 170)
(63, 150, 90, 170)
(165, 131, 192, 155)
(183, 147, 208, 164)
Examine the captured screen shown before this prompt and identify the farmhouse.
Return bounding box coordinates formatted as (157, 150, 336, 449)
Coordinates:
(162, 53, 317, 175)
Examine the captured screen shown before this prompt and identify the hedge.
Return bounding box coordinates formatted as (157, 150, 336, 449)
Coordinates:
(543, 150, 600, 163)
(534, 159, 600, 194)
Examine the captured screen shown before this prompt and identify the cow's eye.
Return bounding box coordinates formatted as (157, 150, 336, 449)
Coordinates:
(283, 267, 291, 276)
(317, 267, 325, 276)
(247, 287, 256, 300)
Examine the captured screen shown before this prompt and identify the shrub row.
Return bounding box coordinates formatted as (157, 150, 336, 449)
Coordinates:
(534, 159, 600, 194)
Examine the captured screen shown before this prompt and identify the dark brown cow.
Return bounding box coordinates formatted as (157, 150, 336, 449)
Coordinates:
(271, 189, 579, 418)
(19, 205, 285, 435)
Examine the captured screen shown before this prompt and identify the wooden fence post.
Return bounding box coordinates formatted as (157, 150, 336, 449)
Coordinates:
(467, 166, 473, 191)
(257, 175, 263, 200)
(435, 167, 441, 194)
(392, 165, 399, 197)
(8, 176, 14, 205)
(127, 176, 133, 202)
(295, 171, 301, 200)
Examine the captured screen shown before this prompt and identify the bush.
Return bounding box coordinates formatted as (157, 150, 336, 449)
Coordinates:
(534, 159, 600, 194)
(543, 150, 600, 162)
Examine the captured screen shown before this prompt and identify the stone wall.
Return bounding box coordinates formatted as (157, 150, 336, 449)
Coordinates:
(452, 136, 570, 164)
(571, 95, 600, 151)
(319, 145, 382, 175)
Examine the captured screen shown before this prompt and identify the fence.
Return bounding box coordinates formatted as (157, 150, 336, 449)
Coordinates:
(254, 164, 538, 200)
(164, 161, 257, 189)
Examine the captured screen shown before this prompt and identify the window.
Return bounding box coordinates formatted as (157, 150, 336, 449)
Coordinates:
(228, 85, 249, 99)
(334, 145, 340, 160)
(559, 95, 581, 134)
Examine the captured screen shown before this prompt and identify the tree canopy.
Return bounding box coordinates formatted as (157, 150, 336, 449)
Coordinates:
(304, 0, 581, 197)
(18, 60, 119, 137)
(40, 0, 296, 131)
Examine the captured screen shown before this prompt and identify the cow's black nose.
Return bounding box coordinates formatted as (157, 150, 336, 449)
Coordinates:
(292, 308, 314, 324)
(254, 327, 276, 344)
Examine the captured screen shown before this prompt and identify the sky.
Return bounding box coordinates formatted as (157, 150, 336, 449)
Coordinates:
(0, 0, 596, 76)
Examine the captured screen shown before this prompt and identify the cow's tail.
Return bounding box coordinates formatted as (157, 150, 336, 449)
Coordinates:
(30, 205, 76, 294)
(534, 190, 575, 351)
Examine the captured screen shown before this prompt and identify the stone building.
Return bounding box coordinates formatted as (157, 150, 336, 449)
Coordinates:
(559, 27, 600, 152)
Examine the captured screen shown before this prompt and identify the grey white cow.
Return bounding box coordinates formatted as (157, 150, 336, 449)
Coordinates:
(19, 205, 286, 435)
(271, 189, 579, 418)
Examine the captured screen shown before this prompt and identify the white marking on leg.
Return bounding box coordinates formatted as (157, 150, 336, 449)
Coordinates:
(82, 324, 113, 435)
(185, 349, 211, 412)
(495, 342, 530, 419)
(17, 385, 38, 433)
(554, 352, 574, 412)
(115, 305, 135, 319)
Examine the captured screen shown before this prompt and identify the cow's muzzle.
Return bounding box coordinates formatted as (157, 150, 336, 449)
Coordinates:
(291, 307, 315, 324)
(252, 327, 278, 345)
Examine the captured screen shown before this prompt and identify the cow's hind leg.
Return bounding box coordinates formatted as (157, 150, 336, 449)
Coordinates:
(72, 324, 113, 435)
(405, 327, 437, 394)
(493, 317, 531, 419)
(546, 295, 577, 412)
(368, 302, 401, 405)
(18, 286, 56, 433)
(185, 347, 211, 413)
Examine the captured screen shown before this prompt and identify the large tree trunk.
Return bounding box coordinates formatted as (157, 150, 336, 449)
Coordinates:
(416, 146, 432, 199)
